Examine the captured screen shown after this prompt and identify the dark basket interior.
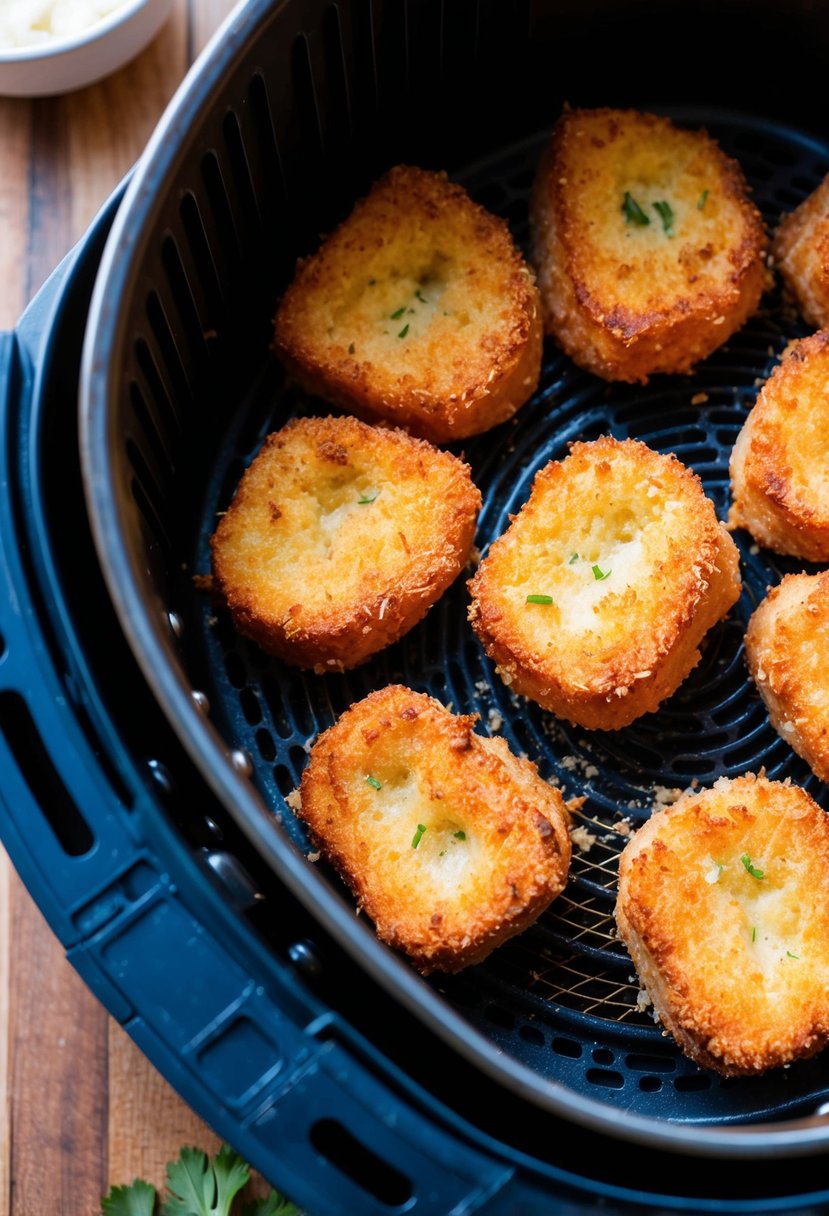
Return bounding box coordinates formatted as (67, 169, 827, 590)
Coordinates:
(86, 0, 829, 1141)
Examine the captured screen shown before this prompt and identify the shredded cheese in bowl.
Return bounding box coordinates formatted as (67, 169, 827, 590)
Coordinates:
(0, 0, 134, 49)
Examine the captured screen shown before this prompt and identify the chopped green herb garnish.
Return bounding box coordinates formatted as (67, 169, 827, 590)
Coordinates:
(622, 192, 650, 226)
(412, 823, 427, 849)
(454, 830, 466, 841)
(592, 564, 611, 581)
(526, 593, 553, 605)
(358, 491, 378, 504)
(439, 850, 446, 857)
(348, 342, 356, 354)
(741, 853, 764, 880)
(697, 189, 709, 211)
(653, 200, 675, 237)
(398, 324, 410, 339)
(390, 306, 406, 320)
(366, 775, 382, 790)
(752, 926, 757, 942)
(787, 950, 800, 959)
(415, 289, 429, 304)
(569, 552, 579, 564)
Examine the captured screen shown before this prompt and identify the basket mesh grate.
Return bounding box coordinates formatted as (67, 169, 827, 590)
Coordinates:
(188, 111, 829, 1122)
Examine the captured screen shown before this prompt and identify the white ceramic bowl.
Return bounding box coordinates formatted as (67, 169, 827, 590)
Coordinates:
(0, 0, 174, 96)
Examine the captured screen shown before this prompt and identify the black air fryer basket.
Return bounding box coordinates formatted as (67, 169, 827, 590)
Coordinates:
(5, 0, 829, 1211)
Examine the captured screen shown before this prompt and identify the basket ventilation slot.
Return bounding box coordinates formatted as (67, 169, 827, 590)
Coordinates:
(309, 1119, 413, 1207)
(0, 692, 94, 857)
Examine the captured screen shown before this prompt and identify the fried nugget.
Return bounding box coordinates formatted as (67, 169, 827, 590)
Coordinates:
(729, 331, 829, 561)
(616, 774, 829, 1076)
(530, 108, 769, 383)
(774, 173, 829, 328)
(746, 571, 829, 784)
(273, 166, 542, 443)
(210, 415, 480, 672)
(468, 436, 741, 731)
(296, 684, 571, 974)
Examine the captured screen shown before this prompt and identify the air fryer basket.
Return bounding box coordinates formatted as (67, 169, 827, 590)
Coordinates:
(81, 0, 829, 1176)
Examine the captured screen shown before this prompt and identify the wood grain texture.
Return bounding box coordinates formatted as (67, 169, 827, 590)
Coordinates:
(0, 0, 240, 1211)
(7, 872, 109, 1215)
(0, 101, 31, 327)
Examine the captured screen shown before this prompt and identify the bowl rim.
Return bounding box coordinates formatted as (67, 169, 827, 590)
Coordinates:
(0, 0, 155, 64)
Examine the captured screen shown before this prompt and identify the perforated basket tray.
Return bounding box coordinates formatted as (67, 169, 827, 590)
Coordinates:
(191, 111, 829, 1125)
(80, 0, 829, 1171)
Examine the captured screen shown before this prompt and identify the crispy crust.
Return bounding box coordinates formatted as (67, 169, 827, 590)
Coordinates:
(616, 774, 829, 1076)
(745, 572, 829, 784)
(210, 415, 480, 671)
(729, 331, 829, 560)
(530, 108, 769, 383)
(774, 174, 829, 328)
(468, 436, 741, 730)
(296, 685, 571, 974)
(273, 165, 542, 443)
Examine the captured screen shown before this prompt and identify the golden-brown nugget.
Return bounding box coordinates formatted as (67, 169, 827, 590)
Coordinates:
(273, 165, 542, 443)
(746, 571, 829, 784)
(211, 415, 480, 672)
(729, 331, 829, 560)
(616, 774, 829, 1076)
(774, 174, 829, 328)
(530, 108, 769, 383)
(296, 684, 571, 974)
(468, 437, 741, 731)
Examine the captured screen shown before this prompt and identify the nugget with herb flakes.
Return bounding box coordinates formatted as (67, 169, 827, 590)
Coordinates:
(530, 108, 769, 382)
(211, 415, 480, 672)
(295, 685, 571, 974)
(468, 436, 741, 730)
(616, 774, 829, 1075)
(273, 165, 542, 443)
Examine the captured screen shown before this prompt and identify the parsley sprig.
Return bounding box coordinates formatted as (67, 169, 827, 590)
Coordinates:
(102, 1182, 157, 1216)
(101, 1146, 299, 1216)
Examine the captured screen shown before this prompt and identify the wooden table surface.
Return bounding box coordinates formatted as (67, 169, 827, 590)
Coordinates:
(0, 3, 281, 1211)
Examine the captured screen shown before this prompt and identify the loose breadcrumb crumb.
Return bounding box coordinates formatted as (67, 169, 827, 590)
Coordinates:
(569, 825, 597, 853)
